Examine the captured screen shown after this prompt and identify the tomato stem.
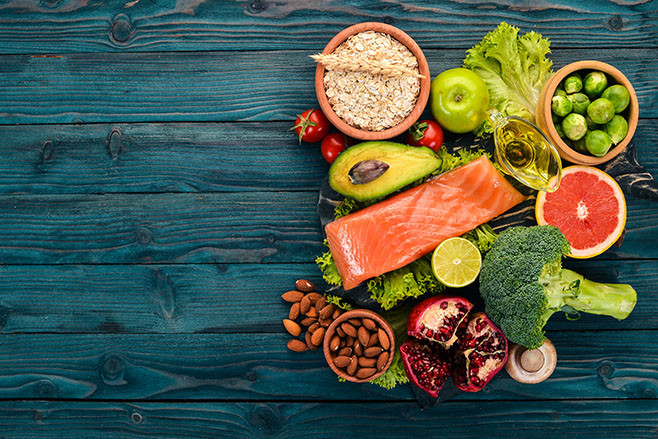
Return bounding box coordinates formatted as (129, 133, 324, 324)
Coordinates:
(291, 109, 318, 144)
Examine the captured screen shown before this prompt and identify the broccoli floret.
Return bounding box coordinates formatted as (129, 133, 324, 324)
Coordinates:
(462, 223, 498, 253)
(479, 225, 637, 349)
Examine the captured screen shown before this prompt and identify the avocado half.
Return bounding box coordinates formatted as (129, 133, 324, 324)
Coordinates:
(328, 141, 442, 201)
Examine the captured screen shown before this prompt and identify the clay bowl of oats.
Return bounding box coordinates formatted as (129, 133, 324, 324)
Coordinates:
(314, 22, 430, 140)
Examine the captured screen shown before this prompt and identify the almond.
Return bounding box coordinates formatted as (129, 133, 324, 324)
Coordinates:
(319, 318, 331, 328)
(358, 357, 376, 368)
(348, 318, 362, 327)
(358, 326, 370, 346)
(332, 308, 341, 320)
(319, 304, 337, 320)
(308, 322, 320, 334)
(306, 292, 322, 303)
(377, 351, 390, 371)
(311, 327, 325, 346)
(364, 347, 383, 358)
(282, 290, 304, 303)
(330, 335, 341, 352)
(333, 355, 352, 368)
(362, 318, 377, 331)
(288, 302, 300, 320)
(347, 356, 358, 376)
(336, 326, 346, 338)
(305, 331, 318, 350)
(295, 279, 315, 293)
(353, 340, 363, 357)
(337, 347, 352, 357)
(356, 368, 377, 379)
(300, 317, 316, 327)
(345, 336, 355, 347)
(300, 295, 311, 314)
(287, 339, 308, 352)
(378, 329, 390, 350)
(305, 307, 318, 318)
(315, 296, 327, 312)
(341, 322, 357, 338)
(283, 319, 301, 337)
(367, 333, 379, 348)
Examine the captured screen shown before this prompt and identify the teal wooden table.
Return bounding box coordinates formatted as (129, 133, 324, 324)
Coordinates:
(0, 1, 657, 437)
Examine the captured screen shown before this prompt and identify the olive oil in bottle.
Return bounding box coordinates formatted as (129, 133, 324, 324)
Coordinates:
(489, 110, 562, 192)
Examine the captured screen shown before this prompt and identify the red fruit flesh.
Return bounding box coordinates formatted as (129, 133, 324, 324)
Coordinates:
(452, 312, 508, 392)
(399, 338, 451, 397)
(407, 295, 473, 349)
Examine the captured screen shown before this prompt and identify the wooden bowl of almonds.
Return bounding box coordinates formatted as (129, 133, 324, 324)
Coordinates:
(323, 308, 395, 383)
(314, 22, 431, 140)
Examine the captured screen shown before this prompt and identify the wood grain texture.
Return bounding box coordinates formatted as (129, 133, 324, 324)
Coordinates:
(0, 49, 656, 124)
(0, 330, 654, 401)
(0, 0, 656, 54)
(0, 191, 656, 264)
(0, 122, 324, 194)
(0, 400, 656, 439)
(0, 260, 653, 334)
(0, 119, 656, 195)
(0, 192, 323, 264)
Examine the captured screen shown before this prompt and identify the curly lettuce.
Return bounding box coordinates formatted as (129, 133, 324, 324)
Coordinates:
(463, 22, 553, 135)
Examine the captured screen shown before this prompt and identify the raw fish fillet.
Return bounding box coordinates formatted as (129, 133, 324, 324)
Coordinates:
(325, 156, 526, 290)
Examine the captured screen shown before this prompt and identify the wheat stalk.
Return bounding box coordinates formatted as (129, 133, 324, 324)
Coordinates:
(311, 53, 425, 79)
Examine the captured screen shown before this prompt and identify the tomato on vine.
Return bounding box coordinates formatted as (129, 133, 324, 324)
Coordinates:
(405, 120, 444, 152)
(292, 109, 330, 144)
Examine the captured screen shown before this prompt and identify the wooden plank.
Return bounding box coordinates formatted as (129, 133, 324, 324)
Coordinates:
(0, 122, 324, 194)
(0, 119, 656, 195)
(0, 400, 656, 439)
(0, 49, 656, 124)
(0, 191, 655, 264)
(0, 260, 652, 334)
(0, 330, 653, 401)
(0, 0, 656, 53)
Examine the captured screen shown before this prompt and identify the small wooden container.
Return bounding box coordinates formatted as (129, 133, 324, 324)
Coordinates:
(314, 22, 431, 141)
(323, 309, 395, 383)
(535, 60, 638, 165)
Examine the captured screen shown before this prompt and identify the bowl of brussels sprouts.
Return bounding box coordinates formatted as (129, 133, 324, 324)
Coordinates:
(536, 60, 638, 165)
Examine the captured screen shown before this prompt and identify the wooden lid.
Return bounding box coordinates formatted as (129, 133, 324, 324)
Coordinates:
(505, 339, 557, 384)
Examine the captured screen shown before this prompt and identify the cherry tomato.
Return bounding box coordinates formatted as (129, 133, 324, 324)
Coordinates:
(405, 120, 444, 152)
(292, 109, 330, 144)
(321, 132, 351, 163)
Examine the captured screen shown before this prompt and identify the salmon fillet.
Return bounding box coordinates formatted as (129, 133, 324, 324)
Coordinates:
(325, 156, 526, 290)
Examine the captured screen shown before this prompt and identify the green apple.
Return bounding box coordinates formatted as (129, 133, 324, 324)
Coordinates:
(430, 68, 490, 133)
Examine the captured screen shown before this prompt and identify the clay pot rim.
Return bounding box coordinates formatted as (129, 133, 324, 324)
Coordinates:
(536, 60, 639, 165)
(323, 308, 396, 383)
(314, 22, 431, 141)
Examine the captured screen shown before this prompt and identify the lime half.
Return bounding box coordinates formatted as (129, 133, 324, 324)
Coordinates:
(431, 237, 482, 287)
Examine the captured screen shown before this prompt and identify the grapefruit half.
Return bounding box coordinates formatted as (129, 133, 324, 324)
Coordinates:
(535, 166, 626, 259)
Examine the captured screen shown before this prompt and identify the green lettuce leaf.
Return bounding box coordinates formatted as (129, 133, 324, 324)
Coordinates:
(463, 22, 553, 135)
(315, 241, 342, 286)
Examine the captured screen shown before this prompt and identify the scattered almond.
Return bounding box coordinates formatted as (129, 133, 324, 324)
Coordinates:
(308, 322, 320, 334)
(300, 317, 316, 327)
(305, 307, 318, 318)
(295, 279, 315, 293)
(283, 319, 301, 337)
(315, 296, 327, 312)
(311, 327, 325, 346)
(288, 302, 300, 320)
(306, 292, 322, 303)
(288, 339, 308, 352)
(282, 290, 304, 303)
(320, 304, 337, 320)
(300, 295, 311, 314)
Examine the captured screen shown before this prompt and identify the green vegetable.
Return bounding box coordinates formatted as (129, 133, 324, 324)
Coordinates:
(583, 71, 608, 98)
(567, 93, 590, 115)
(553, 88, 567, 98)
(462, 223, 498, 254)
(586, 130, 612, 157)
(602, 84, 630, 113)
(463, 22, 553, 135)
(587, 98, 616, 124)
(564, 73, 583, 94)
(606, 114, 629, 145)
(555, 123, 565, 138)
(325, 295, 353, 311)
(561, 113, 587, 141)
(316, 240, 342, 286)
(585, 115, 601, 131)
(572, 137, 587, 154)
(369, 302, 413, 389)
(551, 95, 572, 117)
(479, 225, 637, 349)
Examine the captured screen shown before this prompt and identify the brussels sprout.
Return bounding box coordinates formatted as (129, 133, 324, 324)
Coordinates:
(552, 111, 563, 125)
(555, 122, 565, 138)
(602, 84, 631, 113)
(554, 88, 567, 97)
(585, 115, 602, 131)
(564, 73, 583, 94)
(568, 93, 590, 115)
(606, 114, 629, 144)
(584, 71, 608, 98)
(561, 113, 588, 141)
(572, 137, 588, 154)
(587, 98, 616, 124)
(586, 130, 612, 157)
(552, 95, 573, 117)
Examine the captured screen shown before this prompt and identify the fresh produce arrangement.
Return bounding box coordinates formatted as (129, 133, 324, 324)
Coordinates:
(283, 21, 640, 401)
(550, 69, 632, 156)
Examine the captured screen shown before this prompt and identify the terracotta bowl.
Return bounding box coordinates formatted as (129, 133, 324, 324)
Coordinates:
(535, 60, 639, 165)
(323, 308, 395, 383)
(314, 22, 431, 140)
